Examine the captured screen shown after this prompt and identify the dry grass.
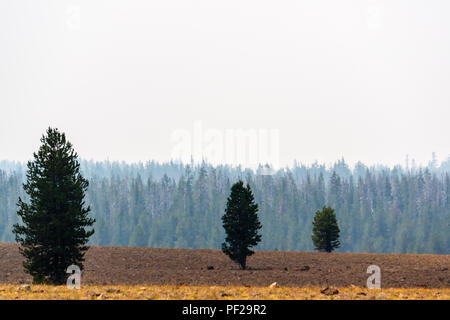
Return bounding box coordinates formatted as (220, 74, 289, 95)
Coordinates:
(0, 284, 449, 300)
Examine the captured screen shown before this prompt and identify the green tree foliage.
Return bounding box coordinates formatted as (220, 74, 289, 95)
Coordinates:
(12, 128, 95, 284)
(312, 206, 340, 252)
(1, 158, 449, 254)
(222, 181, 262, 269)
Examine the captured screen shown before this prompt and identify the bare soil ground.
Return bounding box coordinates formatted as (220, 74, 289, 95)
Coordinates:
(0, 243, 448, 288)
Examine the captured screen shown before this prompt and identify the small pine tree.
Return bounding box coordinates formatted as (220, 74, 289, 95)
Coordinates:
(312, 206, 340, 252)
(222, 181, 262, 270)
(13, 128, 95, 284)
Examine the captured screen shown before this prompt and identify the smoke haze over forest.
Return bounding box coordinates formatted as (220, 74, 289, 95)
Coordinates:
(1, 1, 450, 168)
(1, 158, 449, 254)
(1, 1, 449, 255)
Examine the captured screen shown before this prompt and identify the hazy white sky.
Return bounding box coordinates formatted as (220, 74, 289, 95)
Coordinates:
(1, 0, 449, 168)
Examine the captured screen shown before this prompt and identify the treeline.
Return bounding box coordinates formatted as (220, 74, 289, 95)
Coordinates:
(0, 159, 449, 254)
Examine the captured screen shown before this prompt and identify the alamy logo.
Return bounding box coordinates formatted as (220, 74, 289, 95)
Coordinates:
(66, 5, 81, 30)
(171, 121, 280, 174)
(66, 265, 81, 289)
(366, 265, 381, 289)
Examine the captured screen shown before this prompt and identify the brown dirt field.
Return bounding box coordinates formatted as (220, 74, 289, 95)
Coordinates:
(0, 243, 448, 288)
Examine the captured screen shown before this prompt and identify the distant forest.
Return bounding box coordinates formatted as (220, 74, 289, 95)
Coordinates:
(1, 158, 449, 254)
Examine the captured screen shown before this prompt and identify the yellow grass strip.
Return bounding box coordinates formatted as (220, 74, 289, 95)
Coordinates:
(0, 284, 448, 300)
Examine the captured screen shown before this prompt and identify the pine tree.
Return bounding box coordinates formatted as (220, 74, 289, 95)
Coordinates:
(311, 206, 340, 252)
(222, 181, 262, 269)
(12, 128, 95, 284)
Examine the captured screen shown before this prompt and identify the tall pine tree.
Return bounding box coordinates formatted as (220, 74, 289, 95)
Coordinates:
(13, 128, 95, 284)
(222, 181, 262, 269)
(311, 206, 340, 252)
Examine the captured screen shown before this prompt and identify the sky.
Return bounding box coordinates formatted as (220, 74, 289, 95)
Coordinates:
(0, 0, 449, 169)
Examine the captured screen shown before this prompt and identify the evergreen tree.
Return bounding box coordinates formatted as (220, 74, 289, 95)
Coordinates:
(1, 157, 449, 255)
(222, 181, 262, 269)
(12, 128, 95, 284)
(312, 206, 340, 252)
